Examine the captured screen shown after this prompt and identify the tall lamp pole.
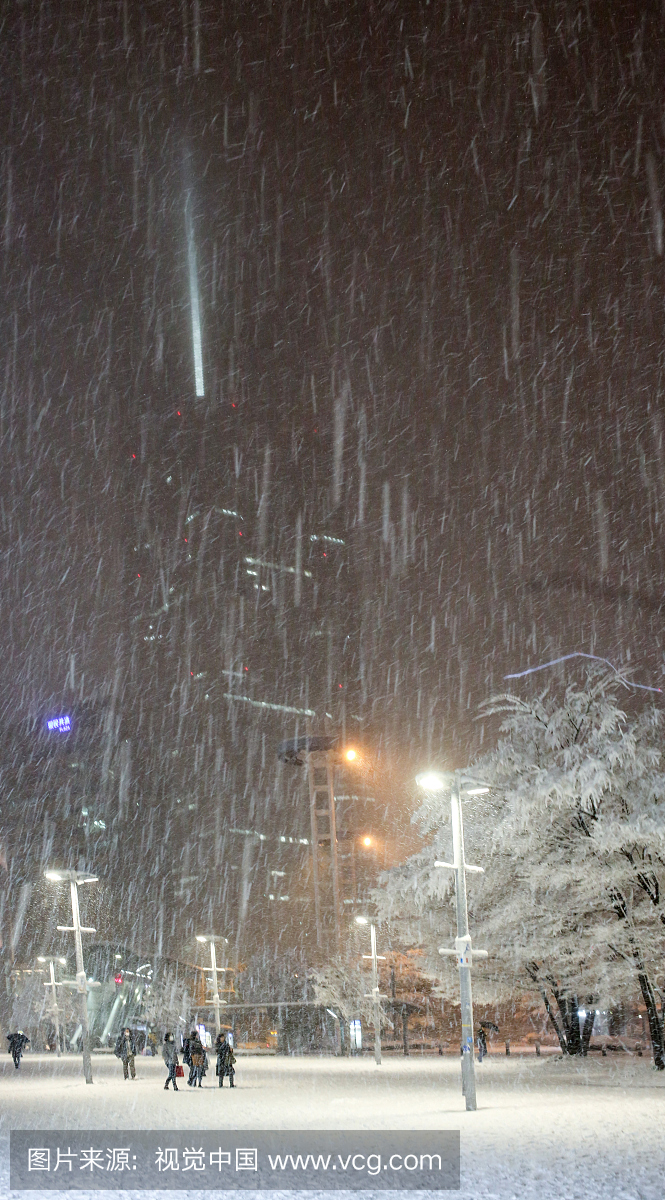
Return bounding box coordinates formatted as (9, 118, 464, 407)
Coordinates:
(196, 935, 229, 1036)
(416, 770, 490, 1112)
(44, 870, 99, 1084)
(37, 955, 67, 1057)
(356, 916, 386, 1066)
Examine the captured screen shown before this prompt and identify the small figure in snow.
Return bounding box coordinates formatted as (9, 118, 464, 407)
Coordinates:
(182, 1032, 194, 1084)
(188, 1030, 205, 1087)
(115, 1027, 137, 1080)
(7, 1031, 29, 1070)
(183, 1030, 198, 1085)
(477, 1026, 487, 1061)
(162, 1033, 179, 1091)
(215, 1031, 236, 1088)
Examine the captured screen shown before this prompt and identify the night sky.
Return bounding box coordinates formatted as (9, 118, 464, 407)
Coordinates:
(1, 0, 665, 958)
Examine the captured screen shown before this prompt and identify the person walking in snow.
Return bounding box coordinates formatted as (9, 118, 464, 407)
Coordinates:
(7, 1031, 29, 1070)
(115, 1027, 137, 1079)
(162, 1033, 179, 1091)
(188, 1030, 205, 1087)
(477, 1026, 488, 1062)
(214, 1031, 236, 1088)
(183, 1031, 196, 1085)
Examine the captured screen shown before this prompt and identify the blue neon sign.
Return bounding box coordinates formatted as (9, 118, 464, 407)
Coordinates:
(45, 715, 71, 733)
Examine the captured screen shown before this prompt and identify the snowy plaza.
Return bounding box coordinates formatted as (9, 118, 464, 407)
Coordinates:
(1, 1052, 664, 1199)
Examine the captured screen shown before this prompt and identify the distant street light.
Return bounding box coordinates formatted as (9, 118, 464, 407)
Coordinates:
(196, 935, 229, 1035)
(416, 770, 490, 1112)
(44, 869, 100, 1084)
(355, 916, 386, 1066)
(38, 956, 67, 1057)
(414, 770, 447, 793)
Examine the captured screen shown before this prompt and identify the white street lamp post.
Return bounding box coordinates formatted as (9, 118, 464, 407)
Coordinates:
(45, 870, 99, 1085)
(38, 956, 67, 1057)
(210, 941, 221, 1036)
(416, 770, 489, 1112)
(356, 916, 386, 1066)
(196, 935, 229, 1036)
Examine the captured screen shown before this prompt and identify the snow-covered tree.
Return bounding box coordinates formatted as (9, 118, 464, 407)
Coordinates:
(141, 964, 192, 1037)
(8, 969, 47, 1040)
(310, 956, 386, 1029)
(236, 949, 311, 1004)
(379, 671, 665, 1067)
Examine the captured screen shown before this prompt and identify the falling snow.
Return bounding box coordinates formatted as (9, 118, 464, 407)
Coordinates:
(1, 4, 665, 1196)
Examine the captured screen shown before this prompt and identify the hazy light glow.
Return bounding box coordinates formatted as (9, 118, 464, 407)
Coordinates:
(223, 693, 316, 718)
(44, 870, 62, 882)
(465, 787, 490, 796)
(244, 556, 312, 578)
(196, 935, 208, 943)
(362, 836, 372, 847)
(185, 194, 205, 398)
(416, 771, 447, 793)
(355, 916, 369, 925)
(345, 748, 357, 761)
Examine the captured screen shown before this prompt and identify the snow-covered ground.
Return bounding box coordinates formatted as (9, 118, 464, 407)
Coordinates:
(1, 1052, 663, 1198)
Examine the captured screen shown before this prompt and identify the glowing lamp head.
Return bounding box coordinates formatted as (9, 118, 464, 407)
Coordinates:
(37, 957, 46, 963)
(344, 748, 357, 762)
(44, 870, 63, 882)
(196, 935, 208, 943)
(362, 836, 372, 847)
(355, 916, 369, 925)
(415, 771, 447, 793)
(59, 958, 66, 965)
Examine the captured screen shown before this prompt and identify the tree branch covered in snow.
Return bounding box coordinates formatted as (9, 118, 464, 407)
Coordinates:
(378, 670, 665, 1065)
(310, 956, 388, 1028)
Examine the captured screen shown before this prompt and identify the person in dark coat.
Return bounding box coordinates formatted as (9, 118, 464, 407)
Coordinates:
(183, 1031, 197, 1086)
(162, 1033, 179, 1091)
(477, 1026, 488, 1062)
(114, 1027, 137, 1079)
(7, 1031, 29, 1069)
(188, 1031, 205, 1087)
(214, 1031, 236, 1088)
